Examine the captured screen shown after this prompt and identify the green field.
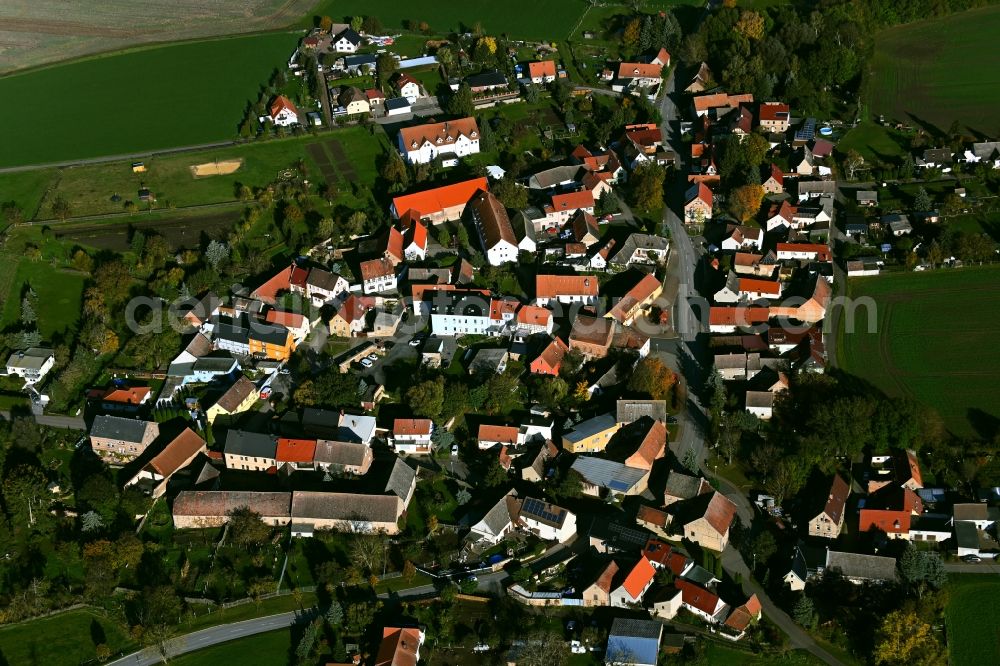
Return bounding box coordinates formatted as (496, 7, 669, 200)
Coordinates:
(0, 609, 133, 666)
(838, 266, 1000, 438)
(0, 32, 300, 168)
(867, 5, 1000, 132)
(947, 574, 1000, 665)
(0, 260, 86, 342)
(835, 121, 907, 164)
(172, 629, 293, 666)
(0, 127, 387, 220)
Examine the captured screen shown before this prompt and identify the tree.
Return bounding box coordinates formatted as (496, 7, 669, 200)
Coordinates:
(437, 228, 452, 248)
(550, 469, 584, 501)
(20, 288, 37, 325)
(535, 376, 569, 410)
(447, 83, 474, 117)
(623, 18, 642, 51)
(205, 240, 230, 270)
(792, 595, 816, 628)
(319, 16, 333, 31)
(844, 149, 865, 180)
(455, 224, 470, 249)
(350, 533, 388, 574)
(682, 447, 699, 475)
(50, 196, 72, 221)
(381, 152, 410, 190)
(517, 630, 568, 666)
(402, 560, 417, 582)
(483, 458, 508, 487)
(227, 507, 271, 548)
(406, 377, 445, 418)
(873, 610, 941, 665)
(627, 357, 677, 401)
(926, 239, 944, 267)
(436, 46, 454, 75)
(729, 184, 766, 222)
(630, 162, 666, 211)
(735, 10, 765, 40)
(377, 52, 398, 87)
(325, 601, 344, 627)
(295, 620, 321, 663)
(1, 200, 23, 224)
(350, 16, 363, 32)
(346, 602, 378, 634)
(455, 489, 472, 505)
(764, 458, 804, 506)
(491, 176, 528, 209)
(913, 186, 932, 212)
(898, 545, 947, 596)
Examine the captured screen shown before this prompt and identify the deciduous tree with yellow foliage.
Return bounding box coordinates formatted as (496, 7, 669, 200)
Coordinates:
(729, 184, 766, 222)
(874, 610, 943, 665)
(735, 10, 765, 41)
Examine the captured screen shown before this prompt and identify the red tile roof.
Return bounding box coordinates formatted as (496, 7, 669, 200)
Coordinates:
(334, 294, 374, 324)
(768, 163, 783, 185)
(607, 273, 662, 323)
(269, 95, 299, 119)
(469, 189, 517, 247)
(617, 61, 663, 80)
(399, 118, 479, 151)
(738, 278, 781, 296)
(276, 438, 316, 463)
(535, 274, 599, 298)
(822, 474, 850, 523)
(393, 418, 432, 436)
(530, 336, 568, 374)
(758, 102, 790, 122)
(592, 560, 619, 593)
(265, 309, 306, 329)
(517, 305, 551, 327)
(375, 627, 421, 666)
(528, 60, 556, 79)
(693, 92, 753, 114)
(621, 556, 657, 599)
(392, 177, 488, 219)
(498, 445, 513, 470)
(406, 218, 428, 250)
(709, 306, 769, 326)
(550, 189, 595, 212)
(637, 506, 669, 528)
(859, 509, 911, 534)
(102, 386, 150, 405)
(675, 578, 721, 615)
(703, 492, 738, 535)
(626, 419, 667, 470)
(776, 242, 832, 262)
(385, 226, 405, 262)
(360, 257, 395, 282)
(689, 182, 713, 207)
(478, 424, 518, 445)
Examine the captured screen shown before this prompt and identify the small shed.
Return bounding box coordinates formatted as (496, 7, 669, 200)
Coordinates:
(132, 162, 146, 173)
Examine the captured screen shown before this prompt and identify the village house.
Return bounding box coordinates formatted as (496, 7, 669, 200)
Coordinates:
(543, 190, 595, 225)
(268, 95, 299, 127)
(465, 69, 508, 93)
(562, 413, 621, 454)
(332, 27, 362, 53)
(224, 430, 277, 472)
(714, 272, 782, 304)
(825, 550, 898, 584)
(468, 189, 519, 265)
(684, 182, 713, 225)
(692, 92, 754, 119)
(583, 560, 619, 607)
(758, 102, 790, 133)
(721, 225, 763, 252)
(390, 418, 434, 455)
(390, 177, 488, 225)
(328, 295, 373, 337)
(392, 72, 424, 104)
(89, 415, 160, 464)
(664, 470, 713, 506)
(172, 490, 292, 529)
(519, 496, 577, 542)
(375, 627, 424, 666)
(525, 60, 558, 85)
(125, 427, 207, 498)
(569, 314, 615, 359)
(762, 164, 784, 194)
(606, 618, 663, 666)
(610, 557, 657, 607)
(808, 474, 850, 538)
(338, 86, 370, 115)
(734, 251, 776, 278)
(686, 61, 713, 93)
(5, 347, 55, 384)
(516, 305, 554, 336)
(776, 242, 832, 263)
(469, 491, 522, 545)
(674, 578, 729, 624)
(606, 273, 663, 326)
(534, 274, 599, 307)
(360, 258, 398, 294)
(206, 376, 258, 425)
(610, 233, 669, 267)
(708, 306, 770, 334)
(571, 456, 650, 497)
(264, 310, 310, 343)
(675, 491, 738, 552)
(302, 267, 349, 306)
(313, 439, 373, 475)
(529, 336, 568, 376)
(397, 117, 480, 165)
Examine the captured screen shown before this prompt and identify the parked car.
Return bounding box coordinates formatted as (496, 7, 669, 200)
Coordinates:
(472, 644, 490, 653)
(570, 640, 586, 654)
(451, 444, 459, 457)
(366, 353, 379, 361)
(360, 358, 374, 368)
(961, 554, 982, 563)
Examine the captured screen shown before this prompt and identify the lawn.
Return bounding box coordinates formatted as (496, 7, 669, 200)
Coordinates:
(0, 169, 56, 221)
(835, 121, 907, 165)
(0, 32, 301, 168)
(837, 266, 1000, 438)
(702, 642, 825, 665)
(946, 574, 1000, 665)
(171, 629, 293, 666)
(866, 5, 1000, 133)
(0, 609, 133, 666)
(29, 127, 387, 219)
(0, 259, 86, 342)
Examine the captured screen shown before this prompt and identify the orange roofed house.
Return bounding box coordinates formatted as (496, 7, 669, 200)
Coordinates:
(375, 626, 424, 666)
(525, 59, 558, 84)
(684, 182, 713, 226)
(758, 101, 791, 133)
(610, 557, 657, 607)
(276, 438, 317, 471)
(530, 336, 569, 376)
(94, 385, 152, 412)
(125, 427, 207, 498)
(390, 177, 488, 225)
(268, 95, 299, 127)
(398, 117, 480, 164)
(543, 189, 595, 225)
(390, 418, 435, 454)
(535, 274, 599, 307)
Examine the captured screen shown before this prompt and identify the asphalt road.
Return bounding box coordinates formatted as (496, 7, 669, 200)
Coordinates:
(107, 610, 316, 666)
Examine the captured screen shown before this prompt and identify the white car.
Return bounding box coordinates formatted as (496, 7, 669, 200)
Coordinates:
(409, 337, 423, 347)
(570, 641, 586, 654)
(360, 358, 374, 368)
(472, 644, 490, 653)
(366, 353, 379, 361)
(451, 444, 459, 457)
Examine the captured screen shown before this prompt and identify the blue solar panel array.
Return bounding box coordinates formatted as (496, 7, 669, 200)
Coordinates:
(523, 497, 563, 524)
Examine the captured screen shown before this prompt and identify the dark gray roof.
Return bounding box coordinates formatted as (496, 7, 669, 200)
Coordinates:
(385, 97, 410, 110)
(616, 399, 667, 424)
(344, 54, 377, 68)
(90, 414, 156, 443)
(563, 413, 618, 443)
(384, 457, 416, 502)
(469, 348, 507, 373)
(955, 521, 980, 549)
(306, 268, 344, 292)
(527, 165, 582, 190)
(610, 233, 669, 264)
(664, 470, 707, 501)
(291, 491, 399, 523)
(825, 550, 897, 582)
(475, 492, 520, 536)
(334, 28, 362, 45)
(192, 353, 238, 373)
(609, 617, 662, 640)
(466, 70, 507, 88)
(314, 440, 368, 466)
(571, 456, 647, 493)
(224, 430, 277, 458)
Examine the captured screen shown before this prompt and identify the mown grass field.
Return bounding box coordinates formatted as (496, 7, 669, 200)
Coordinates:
(835, 121, 907, 164)
(0, 126, 388, 220)
(172, 629, 293, 666)
(947, 574, 1000, 665)
(0, 32, 300, 168)
(0, 260, 86, 343)
(838, 266, 1000, 438)
(867, 5, 1000, 133)
(0, 609, 133, 666)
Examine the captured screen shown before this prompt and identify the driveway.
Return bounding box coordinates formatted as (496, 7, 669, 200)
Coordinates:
(107, 609, 316, 665)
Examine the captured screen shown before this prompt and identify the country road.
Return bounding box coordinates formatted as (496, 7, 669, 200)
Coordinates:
(107, 609, 316, 666)
(0, 140, 239, 175)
